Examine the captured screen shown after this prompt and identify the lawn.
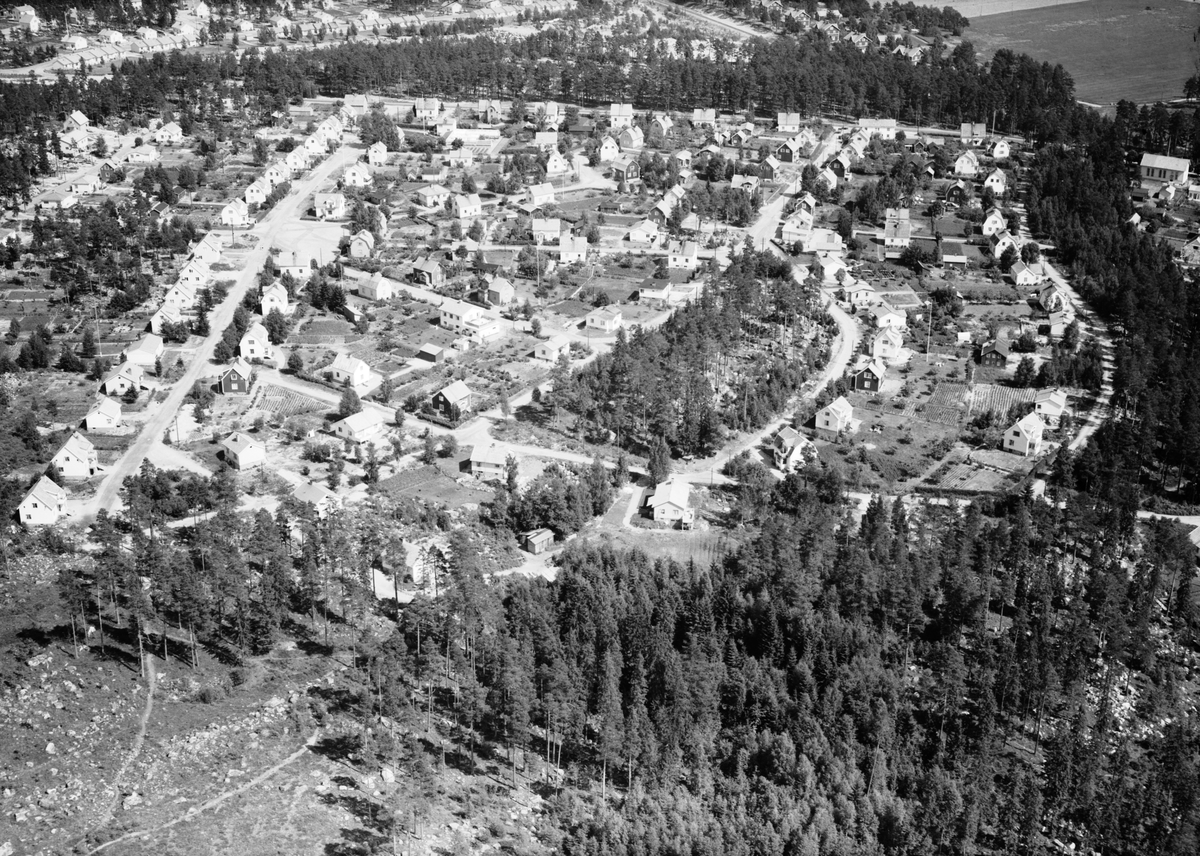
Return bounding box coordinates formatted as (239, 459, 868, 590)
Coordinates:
(968, 0, 1196, 105)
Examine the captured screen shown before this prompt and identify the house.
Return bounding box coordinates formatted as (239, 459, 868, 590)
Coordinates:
(611, 157, 640, 192)
(220, 199, 252, 227)
(992, 139, 1011, 159)
(609, 103, 634, 129)
(469, 444, 507, 480)
(940, 241, 968, 267)
(62, 34, 88, 50)
(82, 397, 122, 432)
(981, 207, 1007, 237)
(586, 306, 623, 333)
(598, 136, 621, 163)
(1140, 153, 1189, 186)
(42, 191, 77, 211)
(416, 185, 451, 208)
(815, 396, 854, 438)
(990, 230, 1019, 260)
(304, 135, 328, 159)
(870, 303, 906, 330)
(983, 168, 1007, 195)
(545, 151, 571, 177)
(314, 192, 347, 220)
(487, 277, 515, 306)
(262, 162, 289, 188)
(1035, 389, 1069, 427)
(239, 323, 274, 362)
(150, 303, 183, 335)
(153, 122, 183, 145)
(617, 125, 644, 150)
(348, 230, 375, 259)
(17, 477, 67, 527)
(559, 235, 589, 264)
(286, 148, 309, 174)
(245, 178, 271, 206)
(96, 28, 123, 44)
(100, 362, 143, 397)
(342, 162, 373, 188)
(760, 155, 782, 181)
(883, 208, 912, 248)
(691, 108, 717, 128)
(329, 353, 371, 388)
(416, 343, 446, 364)
(125, 334, 164, 369)
(532, 130, 559, 153)
(1010, 261, 1044, 287)
(536, 335, 572, 362)
(411, 257, 444, 287)
(776, 137, 805, 163)
(644, 480, 693, 527)
(777, 112, 801, 133)
(69, 173, 103, 195)
(852, 358, 887, 393)
(60, 128, 89, 154)
(781, 213, 813, 245)
(960, 122, 988, 145)
(773, 426, 817, 473)
(954, 150, 979, 178)
(818, 167, 838, 191)
(811, 253, 849, 285)
(732, 174, 761, 193)
(193, 233, 223, 267)
(672, 149, 693, 171)
(219, 358, 253, 394)
(439, 299, 502, 344)
(332, 409, 387, 445)
(52, 432, 98, 480)
(858, 117, 897, 140)
(667, 239, 699, 270)
(528, 182, 555, 208)
(1038, 284, 1070, 313)
(979, 340, 1010, 368)
(360, 273, 396, 303)
(454, 193, 483, 221)
(221, 432, 267, 469)
(872, 326, 904, 361)
(1005, 412, 1045, 457)
(433, 380, 476, 419)
(532, 217, 562, 244)
(413, 97, 442, 124)
(127, 143, 159, 164)
(293, 482, 340, 517)
(261, 282, 291, 316)
(796, 228, 844, 255)
(275, 251, 313, 282)
(650, 113, 674, 136)
(521, 528, 555, 554)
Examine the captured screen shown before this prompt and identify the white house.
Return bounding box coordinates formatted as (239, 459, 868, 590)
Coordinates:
(83, 397, 122, 432)
(348, 230, 375, 259)
(343, 162, 373, 188)
(981, 207, 1007, 237)
(314, 192, 347, 220)
(125, 334, 165, 369)
(150, 303, 183, 335)
(127, 144, 159, 164)
(454, 193, 483, 220)
(193, 233, 223, 267)
(153, 121, 183, 145)
(329, 353, 371, 388)
(239, 322, 274, 362)
(628, 219, 659, 245)
(18, 476, 67, 527)
(598, 137, 620, 163)
(364, 141, 388, 168)
(440, 299, 502, 344)
(618, 125, 644, 150)
(487, 277, 515, 306)
(528, 183, 555, 208)
(815, 396, 854, 438)
(332, 409, 387, 445)
(773, 426, 817, 473)
(871, 326, 904, 361)
(858, 117, 897, 140)
(954, 150, 980, 178)
(870, 303, 907, 330)
(220, 199, 252, 227)
(221, 432, 267, 469)
(992, 139, 1011, 159)
(546, 150, 571, 176)
(100, 362, 143, 397)
(586, 306, 622, 333)
(52, 432, 98, 479)
(1140, 153, 1190, 186)
(416, 185, 451, 208)
(536, 335, 572, 362)
(71, 174, 102, 195)
(559, 235, 589, 265)
(1034, 388, 1069, 427)
(1005, 412, 1045, 457)
(990, 230, 1019, 260)
(609, 103, 634, 129)
(359, 273, 396, 303)
(532, 217, 562, 245)
(983, 168, 1007, 195)
(644, 480, 693, 527)
(667, 239, 699, 270)
(245, 178, 271, 206)
(176, 260, 208, 289)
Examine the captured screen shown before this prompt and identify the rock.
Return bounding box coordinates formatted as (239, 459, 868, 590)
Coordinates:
(122, 793, 143, 810)
(380, 767, 395, 784)
(26, 654, 52, 669)
(45, 743, 56, 756)
(0, 841, 14, 856)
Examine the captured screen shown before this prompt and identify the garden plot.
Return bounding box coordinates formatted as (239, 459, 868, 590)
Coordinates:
(967, 383, 1034, 417)
(253, 384, 328, 420)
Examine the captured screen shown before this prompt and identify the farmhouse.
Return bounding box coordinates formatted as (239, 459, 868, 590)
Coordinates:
(815, 396, 854, 438)
(643, 480, 694, 527)
(17, 477, 67, 527)
(221, 432, 267, 469)
(83, 397, 122, 432)
(1005, 412, 1045, 457)
(219, 358, 253, 394)
(329, 354, 371, 388)
(52, 432, 98, 479)
(332, 409, 387, 445)
(433, 380, 476, 419)
(469, 444, 507, 480)
(773, 426, 817, 472)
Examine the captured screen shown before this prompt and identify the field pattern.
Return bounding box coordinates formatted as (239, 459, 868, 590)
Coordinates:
(968, 0, 1197, 105)
(254, 384, 327, 419)
(968, 383, 1034, 417)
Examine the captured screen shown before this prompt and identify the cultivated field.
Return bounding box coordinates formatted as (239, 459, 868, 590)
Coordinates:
(968, 0, 1197, 105)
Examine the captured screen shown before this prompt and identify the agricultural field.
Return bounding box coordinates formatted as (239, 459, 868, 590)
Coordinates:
(968, 0, 1197, 105)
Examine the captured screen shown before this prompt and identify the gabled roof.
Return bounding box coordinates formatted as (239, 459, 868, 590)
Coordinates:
(222, 357, 252, 379)
(438, 379, 474, 404)
(647, 480, 690, 510)
(982, 339, 1010, 357)
(822, 396, 853, 421)
(334, 408, 385, 434)
(22, 475, 66, 508)
(470, 443, 507, 467)
(294, 481, 337, 506)
(331, 353, 368, 375)
(87, 397, 122, 421)
(222, 431, 263, 456)
(57, 431, 95, 460)
(1012, 412, 1045, 437)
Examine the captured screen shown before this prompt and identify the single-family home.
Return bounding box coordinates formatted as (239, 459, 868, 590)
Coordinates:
(359, 273, 396, 303)
(528, 182, 555, 208)
(777, 112, 801, 133)
(522, 528, 555, 554)
(329, 353, 370, 388)
(852, 358, 887, 393)
(617, 125, 644, 150)
(981, 207, 1007, 237)
(815, 396, 854, 438)
(1038, 284, 1070, 313)
(1140, 153, 1189, 186)
(150, 303, 183, 335)
(667, 239, 699, 270)
(220, 199, 252, 227)
(433, 380, 476, 419)
(100, 362, 143, 397)
(840, 280, 876, 307)
(960, 122, 988, 146)
(219, 358, 253, 394)
(413, 97, 441, 124)
(96, 28, 123, 44)
(1005, 412, 1045, 457)
(940, 241, 969, 267)
(17, 476, 67, 527)
(644, 480, 694, 527)
(245, 178, 271, 206)
(239, 322, 274, 362)
(983, 168, 1007, 195)
(532, 217, 562, 244)
(545, 150, 571, 176)
(954, 150, 980, 178)
(870, 303, 907, 330)
(611, 157, 640, 192)
(62, 34, 88, 50)
(154, 121, 183, 145)
(559, 235, 589, 264)
(487, 277, 515, 306)
(781, 213, 814, 246)
(332, 409, 387, 445)
(286, 148, 309, 174)
(691, 108, 717, 128)
(773, 426, 817, 473)
(535, 335, 572, 362)
(417, 184, 451, 208)
(259, 282, 290, 316)
(979, 340, 1010, 368)
(858, 117, 897, 140)
(411, 257, 444, 288)
(872, 326, 904, 361)
(70, 173, 103, 195)
(672, 149, 693, 171)
(82, 397, 122, 433)
(598, 136, 621, 163)
(125, 334, 164, 369)
(293, 482, 340, 518)
(775, 136, 803, 163)
(1010, 261, 1045, 288)
(650, 113, 674, 136)
(992, 139, 1011, 159)
(1035, 389, 1069, 427)
(304, 135, 328, 159)
(818, 166, 838, 191)
(52, 432, 98, 480)
(348, 230, 375, 259)
(342, 162, 372, 188)
(468, 444, 508, 481)
(221, 432, 267, 469)
(262, 162, 289, 188)
(609, 103, 634, 129)
(586, 306, 623, 334)
(314, 192, 347, 220)
(990, 230, 1019, 260)
(454, 193, 483, 221)
(192, 233, 223, 267)
(883, 208, 912, 248)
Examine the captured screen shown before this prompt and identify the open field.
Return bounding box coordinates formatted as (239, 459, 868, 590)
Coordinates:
(968, 0, 1197, 105)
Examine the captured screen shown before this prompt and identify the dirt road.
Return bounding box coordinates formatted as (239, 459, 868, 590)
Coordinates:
(74, 145, 360, 523)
